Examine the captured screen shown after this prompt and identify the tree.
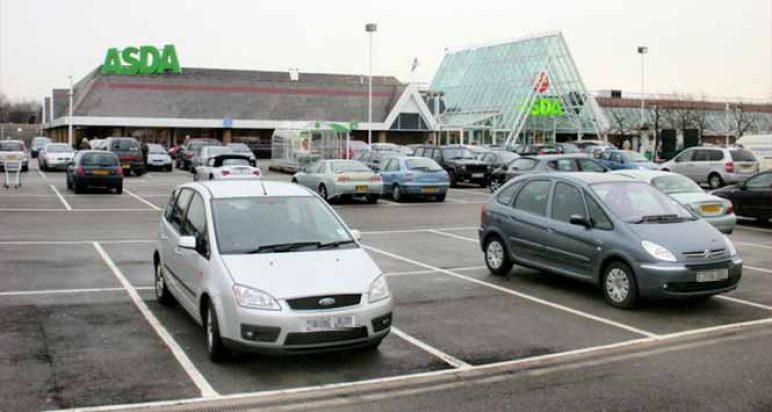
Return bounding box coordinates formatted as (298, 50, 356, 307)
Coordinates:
(0, 93, 41, 124)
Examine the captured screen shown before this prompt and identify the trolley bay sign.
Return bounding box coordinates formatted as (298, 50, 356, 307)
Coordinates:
(101, 44, 182, 75)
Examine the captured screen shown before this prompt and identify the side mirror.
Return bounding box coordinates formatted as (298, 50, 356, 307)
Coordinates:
(178, 236, 196, 249)
(350, 229, 362, 242)
(569, 215, 591, 228)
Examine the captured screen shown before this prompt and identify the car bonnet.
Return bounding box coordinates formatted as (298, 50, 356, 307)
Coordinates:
(220, 248, 381, 300)
(625, 218, 728, 258)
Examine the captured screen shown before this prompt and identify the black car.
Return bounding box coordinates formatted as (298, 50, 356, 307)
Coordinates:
(104, 137, 145, 176)
(176, 138, 222, 170)
(412, 144, 490, 187)
(712, 171, 772, 221)
(479, 150, 520, 170)
(488, 154, 608, 192)
(66, 150, 123, 194)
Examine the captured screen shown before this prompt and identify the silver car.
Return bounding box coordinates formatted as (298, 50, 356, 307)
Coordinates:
(38, 143, 75, 171)
(153, 180, 393, 361)
(0, 140, 29, 172)
(193, 146, 233, 169)
(480, 173, 742, 308)
(614, 170, 736, 234)
(292, 159, 383, 203)
(660, 146, 759, 189)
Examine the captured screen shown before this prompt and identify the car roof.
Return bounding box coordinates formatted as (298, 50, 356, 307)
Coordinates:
(521, 154, 586, 160)
(551, 172, 634, 185)
(194, 180, 312, 199)
(611, 170, 672, 180)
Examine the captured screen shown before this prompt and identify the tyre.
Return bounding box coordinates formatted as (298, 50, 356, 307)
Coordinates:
(435, 193, 446, 202)
(73, 183, 83, 194)
(154, 263, 175, 306)
(366, 194, 379, 204)
(22, 165, 28, 172)
(209, 174, 214, 181)
(318, 184, 329, 201)
(135, 169, 145, 177)
(708, 173, 724, 190)
(165, 165, 172, 172)
(484, 235, 513, 276)
(479, 178, 488, 189)
(448, 170, 458, 188)
(115, 184, 123, 194)
(66, 176, 72, 190)
(205, 303, 229, 362)
(602, 261, 638, 309)
(489, 178, 501, 193)
(391, 184, 403, 202)
(291, 178, 298, 184)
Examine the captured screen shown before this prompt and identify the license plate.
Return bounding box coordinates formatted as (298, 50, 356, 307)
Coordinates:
(700, 204, 721, 214)
(422, 187, 439, 193)
(5, 155, 18, 160)
(302, 316, 356, 332)
(122, 163, 130, 169)
(356, 185, 368, 193)
(696, 269, 729, 283)
(92, 169, 109, 176)
(471, 173, 484, 178)
(741, 164, 753, 170)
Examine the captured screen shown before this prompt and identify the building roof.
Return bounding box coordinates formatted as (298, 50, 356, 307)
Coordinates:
(67, 67, 407, 124)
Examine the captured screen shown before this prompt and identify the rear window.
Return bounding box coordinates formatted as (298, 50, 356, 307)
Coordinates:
(509, 158, 538, 171)
(46, 144, 73, 153)
(111, 139, 140, 151)
(730, 150, 757, 162)
(330, 160, 370, 173)
(0, 142, 24, 151)
(80, 153, 118, 166)
(406, 158, 443, 171)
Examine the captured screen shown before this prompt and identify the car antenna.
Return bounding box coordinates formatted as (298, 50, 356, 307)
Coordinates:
(260, 180, 268, 196)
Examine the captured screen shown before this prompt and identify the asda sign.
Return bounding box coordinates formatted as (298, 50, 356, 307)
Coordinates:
(101, 44, 181, 75)
(529, 98, 564, 116)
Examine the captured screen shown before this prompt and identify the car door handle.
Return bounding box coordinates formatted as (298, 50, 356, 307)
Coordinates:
(160, 233, 168, 240)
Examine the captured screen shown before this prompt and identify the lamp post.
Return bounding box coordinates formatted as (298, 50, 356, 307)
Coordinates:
(68, 75, 74, 147)
(365, 23, 377, 146)
(637, 46, 648, 153)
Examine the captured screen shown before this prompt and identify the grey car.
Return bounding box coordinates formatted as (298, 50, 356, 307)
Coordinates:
(660, 146, 759, 189)
(479, 173, 742, 308)
(292, 159, 383, 203)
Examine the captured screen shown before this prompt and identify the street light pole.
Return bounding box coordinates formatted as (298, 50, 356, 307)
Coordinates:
(637, 46, 648, 153)
(365, 23, 377, 147)
(68, 75, 74, 147)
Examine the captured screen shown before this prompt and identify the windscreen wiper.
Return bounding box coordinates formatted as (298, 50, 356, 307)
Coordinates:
(246, 241, 321, 254)
(317, 239, 357, 249)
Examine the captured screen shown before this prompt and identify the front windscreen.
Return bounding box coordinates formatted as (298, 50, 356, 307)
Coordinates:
(111, 139, 140, 151)
(147, 144, 166, 153)
(651, 175, 702, 194)
(406, 158, 443, 171)
(212, 196, 354, 254)
(591, 182, 693, 223)
(0, 142, 23, 151)
(330, 160, 370, 173)
(442, 148, 476, 160)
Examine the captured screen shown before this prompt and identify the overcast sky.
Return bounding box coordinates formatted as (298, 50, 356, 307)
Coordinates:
(1, 0, 770, 102)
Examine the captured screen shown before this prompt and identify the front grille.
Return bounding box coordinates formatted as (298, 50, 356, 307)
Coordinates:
(286, 294, 361, 310)
(682, 249, 727, 260)
(684, 259, 733, 271)
(284, 327, 368, 346)
(465, 165, 488, 174)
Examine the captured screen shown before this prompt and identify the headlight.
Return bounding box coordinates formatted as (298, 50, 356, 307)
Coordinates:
(368, 275, 390, 303)
(724, 235, 737, 256)
(641, 240, 677, 262)
(232, 284, 281, 310)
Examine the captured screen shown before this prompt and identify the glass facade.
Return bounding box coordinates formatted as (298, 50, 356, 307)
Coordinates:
(430, 32, 604, 145)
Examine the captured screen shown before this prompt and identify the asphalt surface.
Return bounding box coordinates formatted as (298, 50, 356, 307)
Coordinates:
(0, 160, 771, 411)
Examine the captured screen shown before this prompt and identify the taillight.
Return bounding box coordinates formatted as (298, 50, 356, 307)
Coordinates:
(336, 175, 350, 182)
(404, 173, 414, 182)
(480, 203, 488, 226)
(725, 161, 734, 173)
(185, 152, 194, 159)
(369, 175, 382, 182)
(115, 167, 123, 176)
(221, 170, 231, 176)
(253, 170, 262, 176)
(75, 166, 85, 176)
(727, 205, 734, 215)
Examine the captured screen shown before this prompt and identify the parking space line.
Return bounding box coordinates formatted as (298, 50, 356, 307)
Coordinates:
(745, 265, 772, 275)
(363, 245, 658, 338)
(391, 327, 471, 369)
(377, 198, 403, 206)
(428, 229, 478, 243)
(37, 168, 47, 179)
(384, 266, 486, 277)
(362, 226, 476, 235)
(735, 242, 772, 250)
(736, 225, 772, 234)
(448, 189, 490, 197)
(442, 197, 466, 204)
(49, 184, 72, 210)
(716, 295, 772, 312)
(124, 188, 162, 211)
(92, 242, 218, 398)
(0, 286, 153, 297)
(0, 208, 160, 212)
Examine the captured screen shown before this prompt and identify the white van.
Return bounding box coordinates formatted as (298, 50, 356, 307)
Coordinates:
(736, 135, 772, 171)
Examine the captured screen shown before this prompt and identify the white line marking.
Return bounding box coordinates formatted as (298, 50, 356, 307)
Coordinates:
(429, 229, 479, 243)
(0, 239, 154, 245)
(377, 198, 402, 206)
(37, 168, 47, 179)
(745, 265, 772, 275)
(654, 316, 772, 340)
(391, 327, 471, 369)
(49, 184, 72, 210)
(124, 188, 162, 211)
(362, 226, 476, 235)
(716, 295, 772, 311)
(442, 197, 466, 204)
(448, 188, 491, 197)
(363, 245, 658, 338)
(92, 242, 218, 398)
(735, 242, 772, 250)
(0, 286, 153, 296)
(0, 208, 159, 212)
(384, 266, 486, 277)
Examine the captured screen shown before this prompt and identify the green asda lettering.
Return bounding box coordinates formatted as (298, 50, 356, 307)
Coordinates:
(101, 45, 181, 75)
(517, 98, 564, 116)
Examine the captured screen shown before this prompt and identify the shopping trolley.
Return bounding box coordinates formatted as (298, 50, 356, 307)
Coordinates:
(3, 159, 23, 189)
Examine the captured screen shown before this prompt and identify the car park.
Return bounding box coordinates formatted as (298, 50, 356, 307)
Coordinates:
(488, 154, 607, 192)
(145, 143, 174, 171)
(227, 143, 257, 164)
(292, 159, 382, 203)
(193, 154, 262, 181)
(379, 156, 449, 202)
(479, 173, 742, 309)
(660, 146, 759, 189)
(711, 170, 772, 222)
(176, 138, 223, 170)
(38, 143, 75, 171)
(614, 170, 736, 234)
(153, 180, 392, 360)
(412, 144, 490, 188)
(597, 150, 658, 170)
(29, 136, 52, 158)
(104, 137, 145, 176)
(65, 150, 123, 194)
(0, 139, 29, 172)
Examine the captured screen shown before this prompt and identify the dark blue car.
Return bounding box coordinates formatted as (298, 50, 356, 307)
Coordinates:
(379, 156, 449, 202)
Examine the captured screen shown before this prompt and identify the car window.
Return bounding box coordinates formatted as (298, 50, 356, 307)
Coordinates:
(611, 152, 623, 163)
(551, 182, 586, 223)
(585, 192, 613, 230)
(730, 150, 757, 162)
(592, 182, 692, 223)
(163, 189, 178, 222)
(110, 139, 140, 151)
(652, 175, 702, 194)
(496, 180, 522, 205)
(599, 151, 612, 161)
(182, 193, 206, 237)
(692, 150, 710, 162)
(548, 159, 578, 171)
(513, 180, 551, 216)
(675, 150, 694, 162)
(221, 158, 250, 167)
(330, 160, 370, 173)
(0, 141, 24, 151)
(170, 189, 193, 231)
(510, 158, 537, 171)
(708, 150, 723, 161)
(80, 153, 118, 166)
(578, 158, 606, 172)
(746, 173, 772, 188)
